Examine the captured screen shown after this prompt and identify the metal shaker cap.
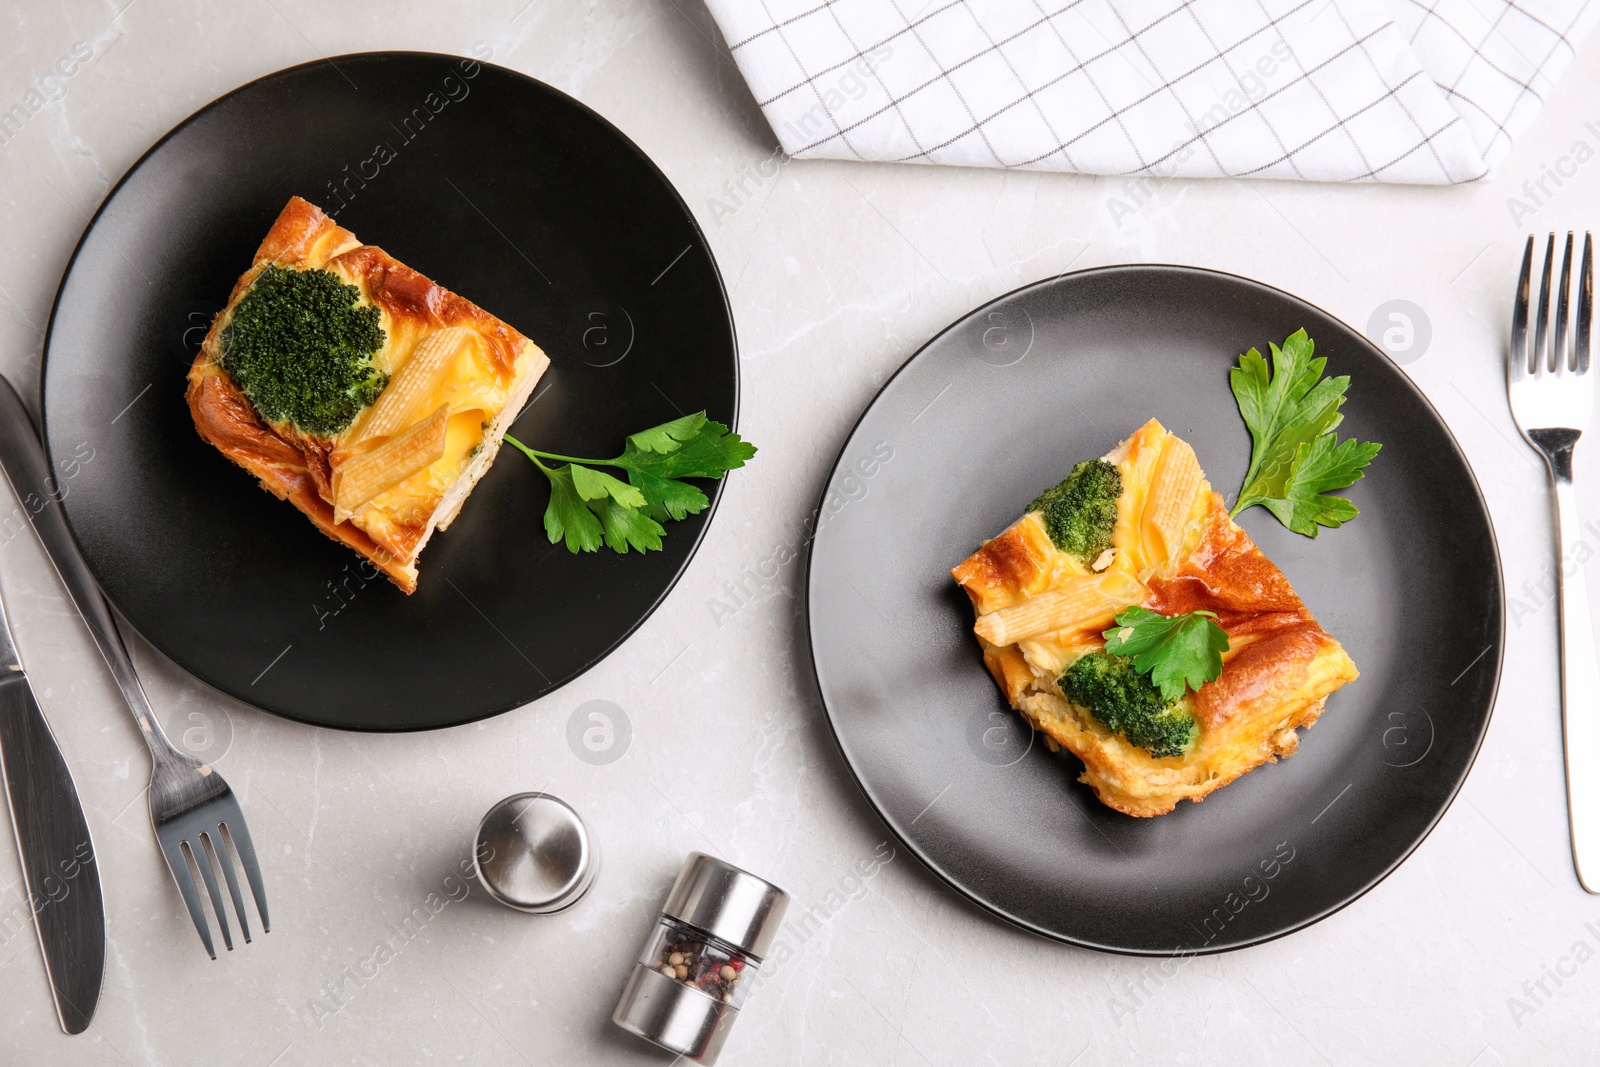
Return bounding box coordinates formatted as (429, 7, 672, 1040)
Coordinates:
(661, 852, 788, 958)
(473, 793, 597, 914)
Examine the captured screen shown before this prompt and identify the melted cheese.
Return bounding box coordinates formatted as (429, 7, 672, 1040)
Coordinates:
(332, 313, 510, 537)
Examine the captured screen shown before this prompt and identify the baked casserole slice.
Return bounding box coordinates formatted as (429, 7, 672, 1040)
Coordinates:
(187, 196, 549, 593)
(952, 419, 1359, 817)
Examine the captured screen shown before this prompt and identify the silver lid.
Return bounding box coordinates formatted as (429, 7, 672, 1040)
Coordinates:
(473, 793, 597, 914)
(661, 852, 788, 958)
(613, 963, 738, 1064)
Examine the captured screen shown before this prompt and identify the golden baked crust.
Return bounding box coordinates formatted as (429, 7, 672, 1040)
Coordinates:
(952, 419, 1359, 817)
(187, 197, 550, 593)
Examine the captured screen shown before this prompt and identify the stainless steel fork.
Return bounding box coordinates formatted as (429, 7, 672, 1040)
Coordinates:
(1509, 231, 1599, 893)
(0, 376, 268, 955)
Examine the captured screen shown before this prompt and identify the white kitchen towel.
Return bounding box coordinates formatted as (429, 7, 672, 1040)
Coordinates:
(701, 0, 1597, 183)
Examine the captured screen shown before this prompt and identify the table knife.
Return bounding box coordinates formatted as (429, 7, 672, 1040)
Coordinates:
(0, 489, 105, 1033)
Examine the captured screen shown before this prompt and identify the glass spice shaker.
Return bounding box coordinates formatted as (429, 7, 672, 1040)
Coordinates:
(612, 852, 789, 1065)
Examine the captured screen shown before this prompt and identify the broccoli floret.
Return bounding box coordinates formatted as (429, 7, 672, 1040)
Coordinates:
(1060, 651, 1197, 759)
(220, 265, 388, 436)
(1028, 459, 1122, 565)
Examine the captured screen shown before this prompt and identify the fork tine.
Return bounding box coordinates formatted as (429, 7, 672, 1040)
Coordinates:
(192, 834, 235, 952)
(1556, 233, 1576, 373)
(1579, 233, 1594, 375)
(167, 839, 217, 959)
(1512, 234, 1535, 380)
(201, 829, 245, 947)
(211, 823, 252, 943)
(222, 817, 270, 933)
(1537, 233, 1557, 373)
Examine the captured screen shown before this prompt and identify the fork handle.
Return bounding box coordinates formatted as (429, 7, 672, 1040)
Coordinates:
(1548, 446, 1600, 893)
(0, 377, 190, 772)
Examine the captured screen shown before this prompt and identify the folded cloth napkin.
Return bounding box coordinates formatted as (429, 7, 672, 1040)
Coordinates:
(701, 0, 1597, 183)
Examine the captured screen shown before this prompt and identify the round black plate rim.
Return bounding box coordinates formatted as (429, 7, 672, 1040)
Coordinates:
(804, 262, 1505, 954)
(39, 51, 738, 732)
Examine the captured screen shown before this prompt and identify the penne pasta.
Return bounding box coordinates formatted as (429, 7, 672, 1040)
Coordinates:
(974, 573, 1141, 646)
(348, 327, 471, 445)
(1140, 436, 1203, 571)
(332, 402, 450, 523)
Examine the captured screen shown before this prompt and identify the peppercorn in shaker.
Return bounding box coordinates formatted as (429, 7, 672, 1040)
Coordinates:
(612, 852, 789, 1064)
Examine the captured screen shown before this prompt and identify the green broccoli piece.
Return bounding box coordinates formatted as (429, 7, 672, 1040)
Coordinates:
(1059, 651, 1198, 759)
(219, 265, 388, 436)
(1028, 459, 1122, 565)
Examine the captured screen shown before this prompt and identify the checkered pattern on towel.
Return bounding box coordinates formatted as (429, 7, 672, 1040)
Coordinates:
(700, 0, 1596, 183)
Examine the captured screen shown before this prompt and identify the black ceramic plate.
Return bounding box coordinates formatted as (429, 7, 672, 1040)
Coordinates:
(807, 266, 1503, 953)
(42, 53, 736, 730)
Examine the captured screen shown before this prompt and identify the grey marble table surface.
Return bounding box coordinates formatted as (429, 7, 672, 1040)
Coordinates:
(2, 3, 1599, 1064)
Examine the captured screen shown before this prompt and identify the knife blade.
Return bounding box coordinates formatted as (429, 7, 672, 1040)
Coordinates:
(0, 577, 104, 1034)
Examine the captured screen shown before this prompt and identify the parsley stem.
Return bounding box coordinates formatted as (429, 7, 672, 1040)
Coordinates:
(1231, 464, 1263, 517)
(503, 434, 557, 473)
(501, 435, 610, 468)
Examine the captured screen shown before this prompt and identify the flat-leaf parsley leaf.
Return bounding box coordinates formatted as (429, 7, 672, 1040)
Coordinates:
(505, 412, 754, 555)
(1229, 328, 1381, 536)
(1102, 606, 1230, 702)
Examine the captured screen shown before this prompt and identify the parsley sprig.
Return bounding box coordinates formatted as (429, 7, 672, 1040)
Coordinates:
(1229, 328, 1382, 536)
(1103, 606, 1230, 702)
(504, 412, 755, 554)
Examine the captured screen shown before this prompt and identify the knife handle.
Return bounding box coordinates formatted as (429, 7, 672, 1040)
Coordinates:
(0, 376, 189, 770)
